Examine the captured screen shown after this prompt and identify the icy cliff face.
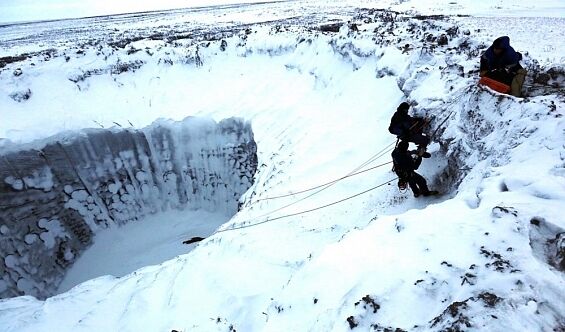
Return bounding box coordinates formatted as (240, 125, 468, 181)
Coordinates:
(0, 117, 257, 299)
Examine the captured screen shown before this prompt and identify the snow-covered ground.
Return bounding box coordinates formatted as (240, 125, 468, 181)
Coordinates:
(0, 0, 564, 331)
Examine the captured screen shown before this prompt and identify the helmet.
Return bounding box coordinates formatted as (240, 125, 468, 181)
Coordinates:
(397, 102, 410, 113)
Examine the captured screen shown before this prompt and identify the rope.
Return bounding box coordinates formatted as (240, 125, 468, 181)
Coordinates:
(347, 140, 397, 174)
(429, 110, 455, 140)
(251, 102, 448, 207)
(216, 177, 398, 233)
(246, 142, 396, 220)
(215, 95, 466, 235)
(207, 95, 468, 236)
(254, 160, 393, 202)
(245, 108, 446, 217)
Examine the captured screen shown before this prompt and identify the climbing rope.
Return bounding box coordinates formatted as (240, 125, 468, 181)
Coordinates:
(210, 95, 465, 235)
(245, 104, 455, 220)
(246, 142, 397, 221)
(429, 110, 455, 140)
(215, 177, 398, 233)
(254, 160, 393, 203)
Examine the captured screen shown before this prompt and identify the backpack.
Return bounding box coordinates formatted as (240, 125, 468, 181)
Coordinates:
(388, 122, 404, 136)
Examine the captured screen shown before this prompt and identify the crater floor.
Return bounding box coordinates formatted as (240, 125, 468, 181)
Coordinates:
(57, 208, 228, 294)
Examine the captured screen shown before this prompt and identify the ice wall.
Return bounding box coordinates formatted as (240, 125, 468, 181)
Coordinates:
(0, 117, 257, 299)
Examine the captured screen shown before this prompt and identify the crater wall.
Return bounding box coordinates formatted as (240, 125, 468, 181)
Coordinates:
(0, 117, 257, 299)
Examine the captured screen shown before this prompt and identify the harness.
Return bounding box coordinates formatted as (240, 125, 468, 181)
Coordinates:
(392, 158, 412, 190)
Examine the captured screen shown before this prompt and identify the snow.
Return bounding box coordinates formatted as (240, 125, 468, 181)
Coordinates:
(3, 176, 24, 190)
(38, 218, 68, 249)
(21, 166, 54, 191)
(387, 0, 565, 17)
(0, 0, 285, 24)
(0, 0, 564, 331)
(57, 208, 230, 294)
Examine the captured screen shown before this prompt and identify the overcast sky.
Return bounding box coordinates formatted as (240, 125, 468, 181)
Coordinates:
(0, 0, 281, 24)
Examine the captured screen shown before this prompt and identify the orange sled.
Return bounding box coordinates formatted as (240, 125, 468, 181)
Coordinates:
(478, 77, 511, 94)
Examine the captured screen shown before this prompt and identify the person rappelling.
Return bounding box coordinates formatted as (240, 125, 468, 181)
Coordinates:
(391, 140, 438, 197)
(388, 102, 431, 157)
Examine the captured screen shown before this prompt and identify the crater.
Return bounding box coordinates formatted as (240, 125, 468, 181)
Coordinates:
(0, 116, 257, 299)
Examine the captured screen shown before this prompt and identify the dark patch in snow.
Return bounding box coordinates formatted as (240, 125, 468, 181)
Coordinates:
(347, 316, 359, 329)
(9, 89, 32, 102)
(318, 23, 343, 33)
(370, 324, 407, 332)
(183, 237, 205, 244)
(430, 300, 472, 331)
(68, 60, 145, 84)
(479, 246, 514, 272)
(220, 39, 228, 51)
(348, 295, 403, 330)
(110, 60, 145, 75)
(437, 34, 448, 46)
(492, 206, 518, 217)
(529, 217, 565, 271)
(412, 14, 450, 21)
(460, 272, 477, 286)
(0, 54, 29, 68)
(477, 292, 502, 307)
(429, 292, 503, 331)
(355, 295, 381, 314)
(522, 62, 565, 98)
(441, 261, 453, 267)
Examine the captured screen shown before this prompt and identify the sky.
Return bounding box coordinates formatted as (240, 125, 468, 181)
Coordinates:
(2, 0, 565, 24)
(0, 0, 282, 24)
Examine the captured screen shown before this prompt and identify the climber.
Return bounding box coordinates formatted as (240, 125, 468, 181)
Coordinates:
(391, 140, 438, 197)
(479, 36, 527, 97)
(388, 102, 431, 156)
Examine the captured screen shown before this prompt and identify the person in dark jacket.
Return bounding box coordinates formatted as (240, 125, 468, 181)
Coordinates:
(480, 36, 527, 97)
(391, 140, 437, 197)
(389, 102, 430, 156)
